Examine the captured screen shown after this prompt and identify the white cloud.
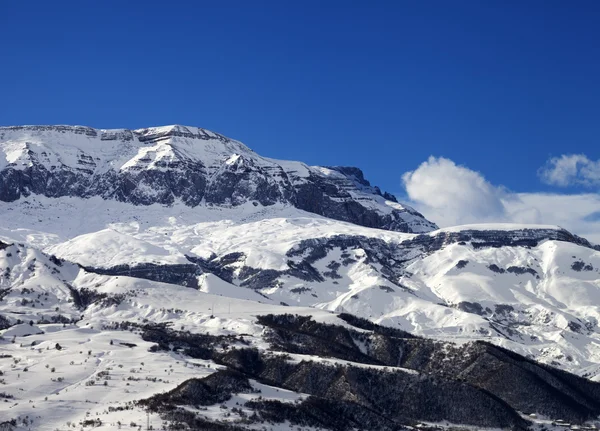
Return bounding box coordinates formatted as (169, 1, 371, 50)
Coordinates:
(402, 156, 600, 244)
(402, 156, 506, 226)
(539, 154, 600, 187)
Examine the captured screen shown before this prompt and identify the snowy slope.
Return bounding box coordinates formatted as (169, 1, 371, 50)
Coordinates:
(2, 241, 600, 431)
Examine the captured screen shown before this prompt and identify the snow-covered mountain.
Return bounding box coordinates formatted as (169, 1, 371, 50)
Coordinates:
(0, 125, 436, 233)
(2, 124, 600, 430)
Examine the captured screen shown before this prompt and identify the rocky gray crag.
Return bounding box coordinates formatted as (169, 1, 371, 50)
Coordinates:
(0, 125, 437, 233)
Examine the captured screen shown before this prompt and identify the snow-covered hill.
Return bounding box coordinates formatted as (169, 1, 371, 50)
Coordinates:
(2, 195, 600, 377)
(2, 125, 600, 430)
(2, 240, 600, 431)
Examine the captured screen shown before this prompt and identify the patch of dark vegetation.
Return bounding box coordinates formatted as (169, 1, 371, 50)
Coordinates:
(488, 264, 506, 274)
(81, 419, 102, 427)
(215, 252, 246, 268)
(0, 314, 11, 330)
(462, 341, 600, 423)
(238, 266, 282, 289)
(507, 266, 538, 277)
(569, 321, 583, 334)
(323, 260, 343, 279)
(379, 285, 394, 292)
(140, 369, 254, 409)
(0, 419, 17, 430)
(572, 261, 585, 271)
(145, 408, 249, 431)
(455, 301, 485, 315)
(256, 314, 381, 365)
(48, 254, 63, 267)
(38, 314, 72, 325)
(112, 321, 250, 360)
(119, 342, 137, 348)
(341, 257, 358, 266)
(455, 260, 469, 269)
(495, 304, 515, 314)
(290, 287, 312, 294)
(68, 287, 125, 310)
(337, 313, 415, 339)
(0, 288, 10, 302)
(572, 261, 594, 272)
(326, 261, 341, 271)
(323, 270, 342, 279)
(245, 397, 407, 431)
(185, 253, 238, 284)
(286, 260, 325, 283)
(84, 262, 202, 288)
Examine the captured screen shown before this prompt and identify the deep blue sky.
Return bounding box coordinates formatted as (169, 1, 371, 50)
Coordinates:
(1, 1, 599, 196)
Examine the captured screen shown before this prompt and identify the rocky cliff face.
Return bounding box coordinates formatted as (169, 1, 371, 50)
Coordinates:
(0, 125, 436, 233)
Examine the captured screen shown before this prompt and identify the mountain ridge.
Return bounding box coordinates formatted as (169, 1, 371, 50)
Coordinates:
(0, 124, 437, 233)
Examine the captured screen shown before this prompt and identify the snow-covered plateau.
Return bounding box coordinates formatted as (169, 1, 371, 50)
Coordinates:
(1, 125, 600, 431)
